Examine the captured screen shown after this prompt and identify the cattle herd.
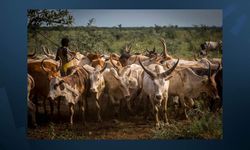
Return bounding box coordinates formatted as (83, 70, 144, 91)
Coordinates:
(27, 38, 222, 130)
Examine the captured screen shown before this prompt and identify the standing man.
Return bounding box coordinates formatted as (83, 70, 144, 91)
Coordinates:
(55, 37, 73, 76)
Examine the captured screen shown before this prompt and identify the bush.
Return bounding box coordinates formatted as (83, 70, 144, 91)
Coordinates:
(152, 111, 222, 139)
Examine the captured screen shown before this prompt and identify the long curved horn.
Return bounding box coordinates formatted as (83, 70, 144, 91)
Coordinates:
(160, 38, 168, 58)
(28, 49, 36, 58)
(99, 63, 107, 73)
(42, 46, 54, 58)
(128, 43, 132, 52)
(213, 63, 221, 76)
(125, 44, 129, 53)
(81, 65, 91, 75)
(41, 58, 51, 73)
(208, 61, 211, 78)
(193, 54, 199, 61)
(159, 59, 179, 78)
(110, 54, 121, 71)
(139, 57, 156, 79)
(45, 46, 51, 55)
(28, 74, 35, 89)
(56, 57, 62, 72)
(42, 46, 49, 56)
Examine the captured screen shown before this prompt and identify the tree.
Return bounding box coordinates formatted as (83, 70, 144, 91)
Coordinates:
(118, 24, 122, 30)
(87, 18, 96, 27)
(27, 9, 74, 29)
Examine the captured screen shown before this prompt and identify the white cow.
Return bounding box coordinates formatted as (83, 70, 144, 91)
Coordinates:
(102, 68, 131, 118)
(139, 58, 179, 127)
(82, 64, 107, 122)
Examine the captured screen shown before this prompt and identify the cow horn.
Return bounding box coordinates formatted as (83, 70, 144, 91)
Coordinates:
(160, 38, 168, 58)
(99, 63, 107, 73)
(81, 65, 91, 75)
(28, 49, 36, 58)
(41, 58, 51, 73)
(213, 63, 221, 76)
(139, 57, 156, 79)
(28, 74, 35, 89)
(159, 59, 179, 78)
(125, 44, 129, 53)
(42, 46, 54, 58)
(208, 61, 211, 78)
(45, 46, 51, 55)
(42, 46, 49, 55)
(193, 54, 199, 61)
(110, 54, 121, 71)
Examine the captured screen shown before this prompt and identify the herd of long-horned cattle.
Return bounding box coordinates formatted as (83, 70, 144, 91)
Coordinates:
(27, 38, 222, 129)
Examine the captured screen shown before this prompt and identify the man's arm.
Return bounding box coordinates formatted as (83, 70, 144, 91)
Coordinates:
(55, 48, 60, 61)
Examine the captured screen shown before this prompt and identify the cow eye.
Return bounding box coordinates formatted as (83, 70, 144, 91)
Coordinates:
(60, 84, 65, 90)
(53, 84, 58, 89)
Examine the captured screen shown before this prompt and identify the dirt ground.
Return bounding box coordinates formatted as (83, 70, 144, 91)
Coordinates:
(27, 97, 222, 140)
(27, 116, 157, 140)
(27, 101, 160, 140)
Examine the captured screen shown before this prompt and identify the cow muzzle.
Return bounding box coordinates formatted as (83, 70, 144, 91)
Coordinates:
(90, 88, 98, 94)
(155, 94, 162, 100)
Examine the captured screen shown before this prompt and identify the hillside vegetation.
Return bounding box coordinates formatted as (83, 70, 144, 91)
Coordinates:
(28, 26, 222, 59)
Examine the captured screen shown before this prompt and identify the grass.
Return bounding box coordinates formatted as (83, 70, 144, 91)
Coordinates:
(152, 109, 223, 140)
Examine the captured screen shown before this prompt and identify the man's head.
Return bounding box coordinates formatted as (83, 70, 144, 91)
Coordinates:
(61, 37, 69, 47)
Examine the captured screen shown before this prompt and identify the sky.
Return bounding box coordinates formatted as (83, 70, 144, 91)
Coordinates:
(69, 9, 222, 27)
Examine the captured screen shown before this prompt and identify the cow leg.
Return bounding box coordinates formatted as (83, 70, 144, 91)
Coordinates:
(28, 100, 37, 127)
(162, 95, 169, 125)
(32, 95, 39, 116)
(126, 100, 133, 115)
(179, 95, 188, 120)
(185, 97, 195, 109)
(109, 95, 119, 118)
(57, 97, 61, 117)
(154, 105, 160, 128)
(78, 100, 86, 125)
(69, 103, 74, 125)
(143, 95, 150, 120)
(49, 99, 54, 117)
(43, 98, 48, 116)
(95, 100, 102, 122)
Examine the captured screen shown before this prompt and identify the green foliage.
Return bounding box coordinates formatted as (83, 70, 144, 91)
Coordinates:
(28, 26, 222, 59)
(87, 18, 96, 27)
(152, 111, 223, 139)
(27, 9, 73, 29)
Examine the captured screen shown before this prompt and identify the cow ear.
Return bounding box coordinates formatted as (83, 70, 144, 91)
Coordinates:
(110, 68, 120, 80)
(59, 80, 64, 85)
(202, 76, 208, 84)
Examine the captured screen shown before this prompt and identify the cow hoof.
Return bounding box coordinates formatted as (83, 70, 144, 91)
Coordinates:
(163, 122, 170, 127)
(112, 119, 120, 124)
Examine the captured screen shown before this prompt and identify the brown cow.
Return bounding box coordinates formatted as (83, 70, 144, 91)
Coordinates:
(47, 66, 89, 125)
(28, 58, 61, 116)
(168, 63, 220, 119)
(27, 74, 37, 127)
